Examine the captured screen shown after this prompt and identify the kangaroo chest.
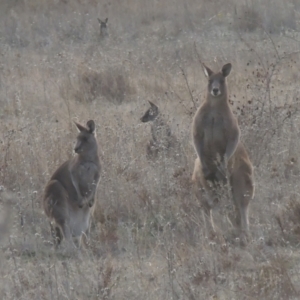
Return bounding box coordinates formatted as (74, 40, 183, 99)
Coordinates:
(71, 162, 100, 200)
(202, 112, 228, 152)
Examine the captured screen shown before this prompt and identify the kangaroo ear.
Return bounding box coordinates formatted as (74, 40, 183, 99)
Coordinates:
(105, 18, 108, 23)
(203, 64, 214, 78)
(74, 122, 86, 132)
(221, 63, 232, 77)
(148, 101, 158, 109)
(97, 18, 102, 24)
(86, 120, 96, 134)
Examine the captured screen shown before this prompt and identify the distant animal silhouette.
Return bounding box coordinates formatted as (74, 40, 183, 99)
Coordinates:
(97, 18, 108, 38)
(192, 63, 254, 244)
(140, 101, 178, 160)
(43, 120, 101, 248)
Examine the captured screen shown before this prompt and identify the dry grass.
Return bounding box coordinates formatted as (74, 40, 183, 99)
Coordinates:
(1, 0, 300, 299)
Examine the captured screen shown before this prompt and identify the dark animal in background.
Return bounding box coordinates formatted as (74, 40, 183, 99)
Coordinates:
(140, 101, 176, 160)
(98, 18, 108, 38)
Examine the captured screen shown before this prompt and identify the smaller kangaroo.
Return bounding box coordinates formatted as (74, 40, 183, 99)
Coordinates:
(43, 120, 101, 248)
(192, 63, 254, 244)
(97, 18, 108, 38)
(140, 101, 175, 160)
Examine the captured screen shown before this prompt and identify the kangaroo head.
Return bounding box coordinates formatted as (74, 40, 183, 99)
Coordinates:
(98, 18, 108, 29)
(140, 101, 159, 123)
(204, 63, 232, 98)
(74, 120, 97, 154)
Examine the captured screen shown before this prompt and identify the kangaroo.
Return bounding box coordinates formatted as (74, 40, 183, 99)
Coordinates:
(140, 101, 175, 160)
(97, 18, 108, 38)
(192, 63, 254, 244)
(43, 120, 101, 248)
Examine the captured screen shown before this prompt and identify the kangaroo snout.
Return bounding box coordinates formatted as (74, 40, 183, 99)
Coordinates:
(74, 145, 80, 153)
(211, 82, 221, 96)
(212, 88, 219, 96)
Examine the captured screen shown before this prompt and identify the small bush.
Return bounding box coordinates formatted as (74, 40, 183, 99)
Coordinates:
(76, 67, 136, 104)
(234, 4, 262, 32)
(276, 196, 300, 244)
(234, 0, 297, 33)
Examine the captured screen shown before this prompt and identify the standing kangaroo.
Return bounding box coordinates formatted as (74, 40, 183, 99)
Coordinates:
(140, 101, 175, 159)
(43, 120, 101, 248)
(192, 63, 254, 243)
(97, 18, 108, 38)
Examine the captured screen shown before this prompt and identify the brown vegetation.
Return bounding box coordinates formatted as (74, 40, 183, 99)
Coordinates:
(0, 0, 300, 299)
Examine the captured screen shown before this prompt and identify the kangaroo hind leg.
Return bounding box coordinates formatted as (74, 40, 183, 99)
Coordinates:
(231, 172, 254, 245)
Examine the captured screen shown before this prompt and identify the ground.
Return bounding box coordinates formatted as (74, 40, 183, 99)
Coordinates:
(1, 0, 300, 299)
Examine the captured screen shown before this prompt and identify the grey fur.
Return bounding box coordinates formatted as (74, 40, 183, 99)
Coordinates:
(43, 120, 101, 248)
(192, 63, 254, 244)
(140, 101, 176, 160)
(98, 18, 108, 37)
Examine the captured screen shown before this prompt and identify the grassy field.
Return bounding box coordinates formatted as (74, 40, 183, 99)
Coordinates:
(1, 0, 300, 299)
